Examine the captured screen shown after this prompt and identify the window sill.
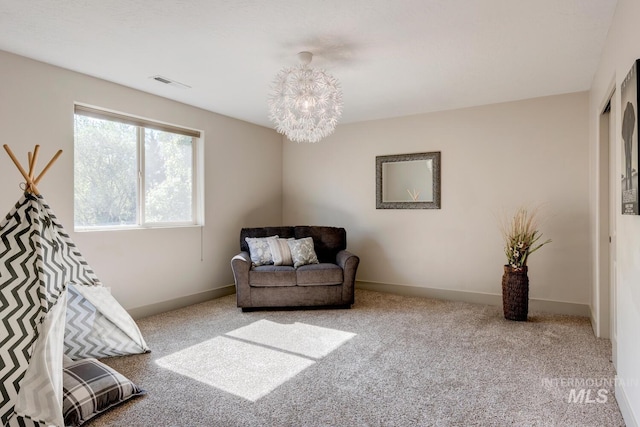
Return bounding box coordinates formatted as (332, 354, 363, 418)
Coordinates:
(74, 223, 203, 233)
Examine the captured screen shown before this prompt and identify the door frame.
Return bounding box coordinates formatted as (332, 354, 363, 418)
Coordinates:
(594, 79, 616, 343)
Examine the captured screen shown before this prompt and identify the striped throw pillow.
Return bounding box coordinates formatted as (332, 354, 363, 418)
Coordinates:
(269, 238, 294, 266)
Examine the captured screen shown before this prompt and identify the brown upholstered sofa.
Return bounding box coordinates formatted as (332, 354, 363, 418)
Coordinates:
(231, 226, 359, 311)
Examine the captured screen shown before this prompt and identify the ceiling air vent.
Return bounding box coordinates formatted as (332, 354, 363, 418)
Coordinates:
(149, 75, 191, 90)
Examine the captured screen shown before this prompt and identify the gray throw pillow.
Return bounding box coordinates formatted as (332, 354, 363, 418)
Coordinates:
(245, 236, 278, 266)
(287, 237, 320, 268)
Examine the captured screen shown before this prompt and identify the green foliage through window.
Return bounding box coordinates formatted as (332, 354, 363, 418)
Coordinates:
(74, 113, 197, 229)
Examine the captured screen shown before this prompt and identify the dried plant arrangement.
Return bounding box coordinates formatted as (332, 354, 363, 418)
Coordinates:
(500, 206, 552, 270)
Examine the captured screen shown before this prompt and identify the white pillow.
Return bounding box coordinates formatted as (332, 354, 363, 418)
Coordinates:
(269, 238, 294, 266)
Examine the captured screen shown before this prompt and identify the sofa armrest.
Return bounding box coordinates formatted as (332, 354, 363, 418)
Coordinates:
(336, 250, 358, 270)
(336, 250, 360, 304)
(231, 251, 251, 307)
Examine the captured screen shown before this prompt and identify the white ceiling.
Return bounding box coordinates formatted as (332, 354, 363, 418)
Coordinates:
(0, 0, 618, 128)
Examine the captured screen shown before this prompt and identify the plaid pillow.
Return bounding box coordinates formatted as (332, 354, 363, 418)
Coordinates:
(63, 358, 145, 426)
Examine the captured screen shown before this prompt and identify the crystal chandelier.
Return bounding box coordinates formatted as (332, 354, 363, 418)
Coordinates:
(267, 51, 343, 143)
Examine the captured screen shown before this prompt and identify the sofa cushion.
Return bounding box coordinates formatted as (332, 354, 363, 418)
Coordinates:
(249, 265, 296, 287)
(296, 263, 343, 286)
(241, 227, 295, 253)
(245, 236, 278, 266)
(287, 237, 320, 268)
(294, 226, 346, 263)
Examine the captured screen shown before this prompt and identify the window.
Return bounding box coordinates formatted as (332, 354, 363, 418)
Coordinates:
(74, 105, 202, 230)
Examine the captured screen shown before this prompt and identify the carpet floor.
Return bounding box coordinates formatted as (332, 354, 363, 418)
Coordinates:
(89, 290, 625, 427)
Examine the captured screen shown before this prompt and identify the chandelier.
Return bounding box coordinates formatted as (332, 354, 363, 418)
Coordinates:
(267, 51, 343, 143)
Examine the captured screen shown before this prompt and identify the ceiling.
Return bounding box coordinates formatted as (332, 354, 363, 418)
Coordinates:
(0, 0, 618, 128)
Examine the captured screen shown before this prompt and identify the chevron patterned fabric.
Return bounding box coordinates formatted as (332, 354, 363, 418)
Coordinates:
(1, 193, 149, 427)
(64, 284, 148, 360)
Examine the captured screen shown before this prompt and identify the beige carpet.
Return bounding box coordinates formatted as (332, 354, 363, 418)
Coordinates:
(89, 290, 625, 427)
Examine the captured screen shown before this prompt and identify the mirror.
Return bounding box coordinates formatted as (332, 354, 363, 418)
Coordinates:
(376, 152, 441, 209)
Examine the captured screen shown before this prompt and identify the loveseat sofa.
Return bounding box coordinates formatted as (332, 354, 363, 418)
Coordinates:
(231, 226, 359, 311)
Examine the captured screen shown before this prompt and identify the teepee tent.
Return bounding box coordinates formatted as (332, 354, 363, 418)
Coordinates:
(1, 145, 149, 427)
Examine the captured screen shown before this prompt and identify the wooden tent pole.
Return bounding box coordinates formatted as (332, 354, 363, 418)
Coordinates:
(29, 145, 41, 182)
(28, 152, 33, 178)
(34, 150, 63, 186)
(2, 144, 36, 194)
(3, 144, 62, 196)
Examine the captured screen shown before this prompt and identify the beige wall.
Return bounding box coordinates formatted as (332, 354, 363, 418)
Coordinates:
(589, 0, 640, 423)
(283, 92, 590, 305)
(0, 50, 283, 312)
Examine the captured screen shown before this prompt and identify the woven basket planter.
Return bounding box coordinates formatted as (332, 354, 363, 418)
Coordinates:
(502, 265, 529, 321)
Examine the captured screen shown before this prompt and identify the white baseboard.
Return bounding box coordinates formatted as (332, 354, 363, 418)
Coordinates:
(127, 281, 590, 320)
(126, 280, 630, 422)
(356, 280, 591, 317)
(127, 285, 236, 319)
(616, 379, 639, 427)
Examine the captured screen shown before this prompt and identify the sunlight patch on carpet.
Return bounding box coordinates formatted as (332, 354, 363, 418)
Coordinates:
(155, 336, 315, 401)
(155, 320, 356, 401)
(226, 319, 357, 358)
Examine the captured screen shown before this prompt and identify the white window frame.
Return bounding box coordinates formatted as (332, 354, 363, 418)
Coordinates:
(74, 104, 204, 231)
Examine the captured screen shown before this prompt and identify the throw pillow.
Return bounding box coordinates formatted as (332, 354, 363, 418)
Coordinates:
(269, 238, 294, 266)
(287, 237, 320, 268)
(245, 236, 278, 266)
(63, 358, 145, 426)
